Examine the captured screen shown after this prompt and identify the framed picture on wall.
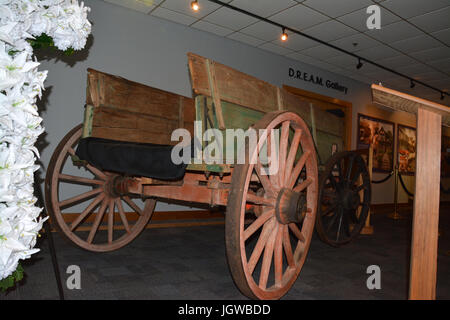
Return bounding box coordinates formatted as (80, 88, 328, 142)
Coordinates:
(397, 125, 416, 175)
(357, 113, 395, 173)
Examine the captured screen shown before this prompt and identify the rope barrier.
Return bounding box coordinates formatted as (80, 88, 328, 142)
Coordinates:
(371, 171, 393, 184)
(398, 172, 415, 197)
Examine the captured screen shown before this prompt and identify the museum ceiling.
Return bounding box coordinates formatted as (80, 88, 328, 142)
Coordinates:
(102, 0, 450, 105)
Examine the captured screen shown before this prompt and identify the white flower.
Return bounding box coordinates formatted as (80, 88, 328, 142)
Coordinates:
(0, 0, 90, 280)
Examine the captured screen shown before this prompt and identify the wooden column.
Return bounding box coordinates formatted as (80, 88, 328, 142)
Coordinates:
(371, 84, 449, 300)
(409, 107, 442, 300)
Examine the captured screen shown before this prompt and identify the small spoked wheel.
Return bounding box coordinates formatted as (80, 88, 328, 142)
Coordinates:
(45, 125, 155, 252)
(226, 111, 318, 300)
(316, 151, 371, 247)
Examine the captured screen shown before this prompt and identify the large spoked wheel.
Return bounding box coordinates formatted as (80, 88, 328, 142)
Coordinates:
(226, 111, 318, 300)
(45, 125, 155, 252)
(316, 151, 371, 247)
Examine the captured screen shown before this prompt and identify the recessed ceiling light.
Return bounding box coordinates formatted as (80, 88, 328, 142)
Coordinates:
(281, 28, 288, 41)
(191, 0, 200, 11)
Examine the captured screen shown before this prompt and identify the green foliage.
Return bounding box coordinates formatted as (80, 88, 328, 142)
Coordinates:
(0, 264, 24, 292)
(28, 33, 75, 56)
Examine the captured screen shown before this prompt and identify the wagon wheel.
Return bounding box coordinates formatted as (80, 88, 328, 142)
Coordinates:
(316, 151, 371, 247)
(45, 125, 155, 252)
(226, 111, 318, 300)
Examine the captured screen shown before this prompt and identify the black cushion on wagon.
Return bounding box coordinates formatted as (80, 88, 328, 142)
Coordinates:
(75, 137, 188, 180)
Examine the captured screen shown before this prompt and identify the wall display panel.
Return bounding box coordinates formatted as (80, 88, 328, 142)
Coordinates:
(357, 113, 395, 173)
(397, 125, 416, 176)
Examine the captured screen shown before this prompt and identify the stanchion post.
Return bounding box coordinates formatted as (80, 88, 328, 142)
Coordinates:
(388, 164, 406, 220)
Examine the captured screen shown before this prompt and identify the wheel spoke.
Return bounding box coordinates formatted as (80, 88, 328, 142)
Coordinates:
(342, 211, 351, 237)
(293, 177, 313, 193)
(247, 219, 274, 275)
(273, 224, 283, 287)
(278, 121, 290, 187)
(337, 161, 343, 180)
(59, 174, 104, 186)
(58, 187, 103, 208)
(87, 199, 108, 244)
(259, 223, 278, 290)
(255, 159, 275, 197)
(336, 208, 344, 242)
(116, 198, 131, 233)
(123, 196, 143, 215)
(350, 168, 362, 186)
(246, 193, 275, 207)
(328, 174, 338, 189)
(321, 203, 337, 217)
(284, 129, 302, 186)
(108, 199, 114, 244)
(326, 210, 339, 232)
(243, 209, 274, 241)
(288, 150, 311, 189)
(282, 225, 295, 267)
(70, 193, 105, 231)
(346, 155, 355, 183)
(289, 223, 305, 242)
(267, 130, 279, 190)
(356, 184, 366, 192)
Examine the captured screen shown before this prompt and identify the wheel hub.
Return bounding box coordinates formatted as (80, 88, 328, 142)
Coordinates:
(108, 175, 135, 198)
(341, 189, 360, 210)
(275, 188, 307, 225)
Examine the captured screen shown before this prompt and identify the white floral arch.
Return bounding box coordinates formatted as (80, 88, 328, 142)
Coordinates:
(0, 0, 91, 283)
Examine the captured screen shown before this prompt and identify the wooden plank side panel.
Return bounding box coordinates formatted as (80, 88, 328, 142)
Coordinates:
(187, 53, 210, 96)
(85, 68, 195, 145)
(409, 108, 442, 300)
(91, 127, 174, 145)
(214, 61, 278, 113)
(187, 53, 278, 113)
(90, 107, 193, 145)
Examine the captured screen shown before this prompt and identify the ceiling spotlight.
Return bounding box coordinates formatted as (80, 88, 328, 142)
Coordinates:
(410, 80, 415, 88)
(191, 0, 199, 11)
(281, 28, 288, 41)
(356, 58, 363, 70)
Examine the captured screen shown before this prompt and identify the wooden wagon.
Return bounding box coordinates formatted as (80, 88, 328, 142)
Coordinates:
(45, 53, 371, 299)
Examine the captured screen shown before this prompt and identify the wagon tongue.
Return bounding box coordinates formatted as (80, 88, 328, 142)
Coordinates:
(275, 188, 307, 224)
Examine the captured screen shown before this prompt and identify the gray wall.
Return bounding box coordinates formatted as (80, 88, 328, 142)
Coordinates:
(39, 0, 415, 209)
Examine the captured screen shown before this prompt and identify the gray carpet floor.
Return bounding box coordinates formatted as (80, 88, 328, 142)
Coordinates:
(2, 206, 450, 300)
